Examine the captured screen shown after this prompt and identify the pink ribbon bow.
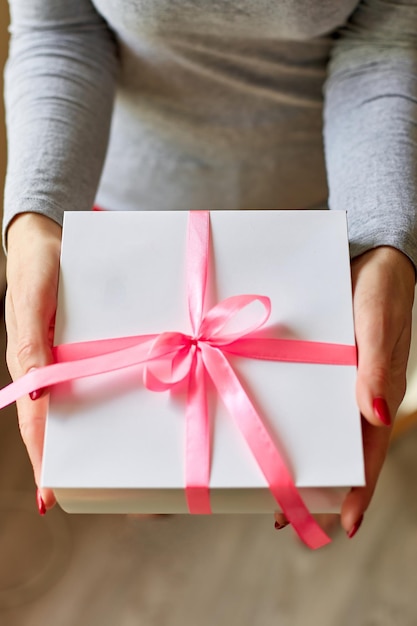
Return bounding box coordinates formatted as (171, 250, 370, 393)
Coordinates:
(0, 211, 357, 550)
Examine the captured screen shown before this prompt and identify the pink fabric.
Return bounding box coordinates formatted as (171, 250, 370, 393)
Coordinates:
(0, 211, 358, 549)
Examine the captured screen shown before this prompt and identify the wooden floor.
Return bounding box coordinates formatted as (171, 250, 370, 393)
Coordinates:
(0, 319, 417, 625)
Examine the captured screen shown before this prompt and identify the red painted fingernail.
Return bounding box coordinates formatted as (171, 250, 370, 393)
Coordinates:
(347, 515, 363, 539)
(373, 397, 392, 427)
(36, 489, 46, 516)
(28, 369, 43, 401)
(274, 521, 287, 530)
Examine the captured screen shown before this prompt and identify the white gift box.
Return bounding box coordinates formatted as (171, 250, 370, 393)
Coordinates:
(41, 210, 364, 514)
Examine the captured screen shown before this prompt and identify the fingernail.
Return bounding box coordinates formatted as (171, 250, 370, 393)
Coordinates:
(28, 368, 42, 402)
(274, 521, 287, 530)
(373, 397, 392, 427)
(36, 489, 46, 516)
(347, 515, 363, 539)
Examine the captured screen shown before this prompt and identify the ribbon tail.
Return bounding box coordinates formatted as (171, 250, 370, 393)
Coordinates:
(185, 349, 211, 514)
(223, 337, 357, 366)
(0, 338, 174, 411)
(201, 344, 331, 549)
(53, 334, 159, 362)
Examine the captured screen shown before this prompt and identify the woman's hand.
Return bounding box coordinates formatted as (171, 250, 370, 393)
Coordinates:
(5, 213, 62, 512)
(275, 245, 415, 539)
(340, 245, 415, 534)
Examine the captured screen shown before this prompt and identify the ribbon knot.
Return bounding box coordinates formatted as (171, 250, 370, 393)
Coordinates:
(143, 293, 271, 392)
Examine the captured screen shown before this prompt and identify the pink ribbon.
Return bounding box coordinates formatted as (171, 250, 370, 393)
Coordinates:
(0, 211, 357, 549)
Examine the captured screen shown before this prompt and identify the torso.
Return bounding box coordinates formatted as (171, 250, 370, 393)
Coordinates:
(93, 1, 360, 212)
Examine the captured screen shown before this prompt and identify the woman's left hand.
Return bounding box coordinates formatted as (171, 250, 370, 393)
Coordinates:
(275, 245, 415, 539)
(340, 245, 415, 536)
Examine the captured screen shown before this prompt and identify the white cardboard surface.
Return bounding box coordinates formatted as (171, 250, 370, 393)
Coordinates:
(41, 210, 364, 513)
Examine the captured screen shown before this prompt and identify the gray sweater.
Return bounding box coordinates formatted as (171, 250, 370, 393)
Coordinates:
(3, 0, 417, 266)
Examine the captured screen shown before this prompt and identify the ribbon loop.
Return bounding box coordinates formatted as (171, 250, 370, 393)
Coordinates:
(198, 295, 271, 345)
(143, 332, 193, 391)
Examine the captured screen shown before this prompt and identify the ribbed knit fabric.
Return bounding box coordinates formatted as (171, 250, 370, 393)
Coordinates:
(3, 0, 417, 265)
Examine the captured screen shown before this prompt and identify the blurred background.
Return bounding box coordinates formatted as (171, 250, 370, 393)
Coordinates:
(1, 3, 417, 625)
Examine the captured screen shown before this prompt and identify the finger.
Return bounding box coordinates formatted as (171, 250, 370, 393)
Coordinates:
(340, 418, 391, 535)
(5, 287, 55, 491)
(15, 393, 56, 510)
(5, 291, 55, 505)
(274, 512, 341, 543)
(354, 314, 408, 429)
(273, 511, 289, 530)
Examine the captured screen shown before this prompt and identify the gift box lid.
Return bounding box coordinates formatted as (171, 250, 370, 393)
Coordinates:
(41, 210, 364, 513)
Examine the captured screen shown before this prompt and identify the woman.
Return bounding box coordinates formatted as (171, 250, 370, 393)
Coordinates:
(3, 0, 416, 537)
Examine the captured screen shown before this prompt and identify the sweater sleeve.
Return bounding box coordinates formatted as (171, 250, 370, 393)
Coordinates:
(3, 0, 119, 245)
(323, 0, 417, 268)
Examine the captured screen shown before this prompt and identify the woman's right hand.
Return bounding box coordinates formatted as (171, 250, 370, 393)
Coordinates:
(5, 212, 62, 511)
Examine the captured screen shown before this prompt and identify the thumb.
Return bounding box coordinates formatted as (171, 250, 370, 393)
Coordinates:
(339, 322, 396, 534)
(354, 295, 411, 430)
(5, 284, 57, 506)
(356, 336, 395, 429)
